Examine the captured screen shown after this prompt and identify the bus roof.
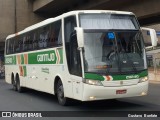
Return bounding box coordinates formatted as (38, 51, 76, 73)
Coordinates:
(6, 10, 134, 40)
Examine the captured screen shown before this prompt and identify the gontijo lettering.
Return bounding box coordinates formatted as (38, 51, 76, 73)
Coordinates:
(126, 75, 139, 79)
(37, 53, 55, 62)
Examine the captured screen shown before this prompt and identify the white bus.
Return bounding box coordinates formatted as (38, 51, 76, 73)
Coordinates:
(5, 10, 151, 105)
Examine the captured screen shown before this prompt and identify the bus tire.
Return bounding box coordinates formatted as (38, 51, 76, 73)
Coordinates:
(56, 79, 70, 106)
(16, 74, 24, 93)
(12, 74, 17, 91)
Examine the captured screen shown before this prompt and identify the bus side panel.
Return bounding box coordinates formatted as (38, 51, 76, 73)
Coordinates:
(5, 65, 12, 84)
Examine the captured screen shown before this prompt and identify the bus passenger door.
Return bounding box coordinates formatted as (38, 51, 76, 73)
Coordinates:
(69, 32, 83, 100)
(64, 16, 83, 100)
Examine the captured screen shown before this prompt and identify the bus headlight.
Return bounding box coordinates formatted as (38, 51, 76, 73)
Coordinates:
(139, 76, 148, 83)
(85, 79, 103, 86)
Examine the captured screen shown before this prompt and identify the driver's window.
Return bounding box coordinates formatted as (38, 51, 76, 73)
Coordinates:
(64, 16, 82, 76)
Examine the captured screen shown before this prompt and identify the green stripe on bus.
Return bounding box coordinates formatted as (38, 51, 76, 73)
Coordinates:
(112, 71, 148, 81)
(5, 56, 16, 65)
(112, 70, 148, 81)
(5, 49, 63, 65)
(58, 49, 63, 64)
(85, 70, 148, 81)
(21, 55, 24, 64)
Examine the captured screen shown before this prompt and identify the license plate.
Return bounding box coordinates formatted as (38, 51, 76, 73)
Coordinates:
(116, 89, 127, 94)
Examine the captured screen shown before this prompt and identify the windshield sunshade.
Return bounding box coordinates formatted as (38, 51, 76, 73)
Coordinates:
(80, 14, 139, 30)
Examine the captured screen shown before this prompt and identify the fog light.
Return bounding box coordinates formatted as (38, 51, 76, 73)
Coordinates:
(89, 96, 96, 100)
(141, 92, 147, 96)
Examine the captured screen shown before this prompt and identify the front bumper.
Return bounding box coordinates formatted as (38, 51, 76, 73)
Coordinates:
(82, 81, 148, 101)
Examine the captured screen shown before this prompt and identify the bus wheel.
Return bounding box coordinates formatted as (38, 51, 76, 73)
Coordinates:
(12, 75, 17, 91)
(16, 75, 24, 93)
(56, 80, 70, 106)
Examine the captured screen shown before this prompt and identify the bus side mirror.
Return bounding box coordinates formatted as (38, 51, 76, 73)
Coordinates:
(141, 27, 158, 49)
(150, 29, 158, 47)
(75, 27, 84, 48)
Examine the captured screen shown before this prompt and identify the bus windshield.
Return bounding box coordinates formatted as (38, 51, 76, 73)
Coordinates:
(83, 30, 146, 75)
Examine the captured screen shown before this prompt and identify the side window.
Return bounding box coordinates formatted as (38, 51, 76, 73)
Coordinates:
(6, 39, 10, 55)
(14, 37, 20, 53)
(22, 35, 28, 52)
(32, 30, 39, 50)
(22, 33, 30, 52)
(64, 16, 82, 76)
(22, 33, 32, 51)
(27, 33, 33, 51)
(19, 35, 23, 52)
(9, 36, 23, 54)
(70, 33, 82, 76)
(39, 26, 49, 49)
(10, 38, 14, 54)
(64, 16, 77, 43)
(48, 20, 62, 48)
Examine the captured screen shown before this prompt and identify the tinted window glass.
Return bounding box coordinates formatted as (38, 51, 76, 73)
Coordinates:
(48, 20, 62, 48)
(64, 16, 82, 76)
(6, 20, 62, 54)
